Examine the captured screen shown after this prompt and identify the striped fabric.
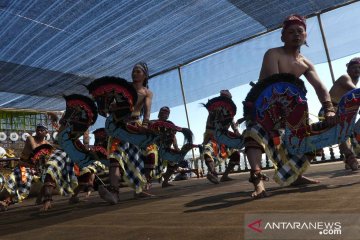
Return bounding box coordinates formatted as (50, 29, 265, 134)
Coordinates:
(108, 138, 147, 194)
(243, 123, 310, 186)
(3, 167, 38, 202)
(146, 143, 164, 179)
(80, 161, 107, 176)
(42, 149, 78, 196)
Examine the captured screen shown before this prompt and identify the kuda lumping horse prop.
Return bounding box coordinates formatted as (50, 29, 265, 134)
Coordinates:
(87, 76, 157, 148)
(243, 73, 360, 155)
(87, 76, 195, 163)
(203, 96, 244, 149)
(225, 73, 360, 185)
(148, 119, 195, 163)
(57, 94, 108, 168)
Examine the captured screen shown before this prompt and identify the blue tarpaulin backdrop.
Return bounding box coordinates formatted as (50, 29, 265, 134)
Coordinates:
(0, 0, 359, 111)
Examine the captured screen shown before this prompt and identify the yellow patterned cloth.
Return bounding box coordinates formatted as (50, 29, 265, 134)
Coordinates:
(42, 149, 78, 196)
(108, 137, 146, 194)
(145, 143, 163, 179)
(3, 167, 37, 202)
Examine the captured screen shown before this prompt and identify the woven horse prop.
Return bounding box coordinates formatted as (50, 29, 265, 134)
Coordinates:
(203, 96, 244, 149)
(148, 119, 195, 163)
(87, 76, 195, 162)
(87, 76, 158, 148)
(244, 73, 360, 155)
(56, 94, 108, 168)
(30, 144, 54, 173)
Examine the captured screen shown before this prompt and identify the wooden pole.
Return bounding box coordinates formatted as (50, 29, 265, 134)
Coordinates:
(177, 67, 195, 160)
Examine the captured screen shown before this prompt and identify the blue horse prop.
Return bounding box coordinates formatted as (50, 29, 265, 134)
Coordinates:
(202, 95, 244, 149)
(87, 76, 195, 163)
(56, 94, 108, 168)
(241, 73, 360, 185)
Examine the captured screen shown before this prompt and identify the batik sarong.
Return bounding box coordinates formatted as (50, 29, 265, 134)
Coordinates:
(42, 149, 78, 196)
(243, 123, 309, 186)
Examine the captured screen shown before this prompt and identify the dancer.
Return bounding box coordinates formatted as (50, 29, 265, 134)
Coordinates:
(0, 124, 51, 211)
(328, 57, 360, 170)
(69, 128, 109, 203)
(100, 62, 155, 204)
(153, 106, 201, 187)
(243, 14, 336, 198)
(40, 94, 98, 211)
(202, 90, 241, 184)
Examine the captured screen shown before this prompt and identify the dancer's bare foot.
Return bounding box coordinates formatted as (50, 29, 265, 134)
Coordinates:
(196, 168, 204, 178)
(345, 163, 351, 170)
(249, 171, 269, 199)
(291, 175, 320, 186)
(40, 200, 52, 211)
(84, 185, 94, 198)
(251, 180, 268, 198)
(206, 172, 219, 184)
(344, 156, 359, 171)
(192, 169, 200, 178)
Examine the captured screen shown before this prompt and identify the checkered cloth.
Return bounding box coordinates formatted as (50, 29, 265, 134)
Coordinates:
(3, 167, 38, 202)
(109, 139, 146, 194)
(42, 149, 78, 196)
(80, 161, 107, 176)
(243, 123, 309, 186)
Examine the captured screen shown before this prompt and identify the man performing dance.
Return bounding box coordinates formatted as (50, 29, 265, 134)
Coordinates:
(0, 124, 51, 211)
(69, 128, 109, 204)
(243, 14, 336, 198)
(100, 62, 155, 204)
(328, 57, 360, 170)
(152, 106, 200, 188)
(39, 94, 98, 211)
(203, 90, 241, 184)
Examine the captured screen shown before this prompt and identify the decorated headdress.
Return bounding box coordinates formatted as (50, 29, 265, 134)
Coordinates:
(346, 57, 360, 68)
(87, 76, 137, 118)
(159, 106, 170, 113)
(133, 62, 149, 80)
(282, 14, 306, 32)
(60, 94, 98, 136)
(220, 89, 232, 99)
(36, 123, 48, 130)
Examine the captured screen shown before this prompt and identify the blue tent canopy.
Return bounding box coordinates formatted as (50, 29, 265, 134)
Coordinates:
(0, 0, 358, 111)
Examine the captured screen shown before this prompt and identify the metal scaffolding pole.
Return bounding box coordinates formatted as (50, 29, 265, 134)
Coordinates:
(177, 67, 195, 160)
(317, 14, 335, 83)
